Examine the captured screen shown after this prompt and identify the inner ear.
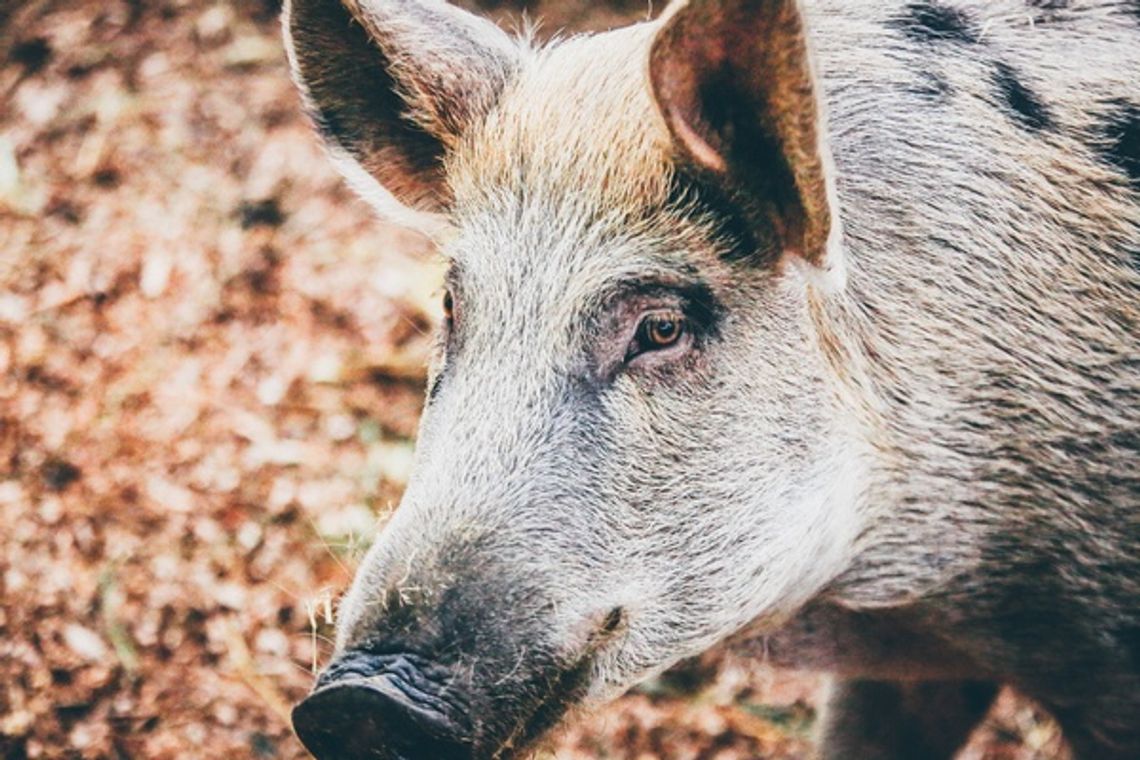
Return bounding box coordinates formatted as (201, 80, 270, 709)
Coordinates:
(695, 71, 806, 251)
(648, 0, 844, 287)
(285, 0, 441, 208)
(284, 0, 520, 216)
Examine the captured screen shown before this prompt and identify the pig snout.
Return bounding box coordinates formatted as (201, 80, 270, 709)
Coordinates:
(291, 600, 628, 759)
(292, 651, 473, 760)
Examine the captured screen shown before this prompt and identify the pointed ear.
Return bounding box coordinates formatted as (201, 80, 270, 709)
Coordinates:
(283, 0, 519, 230)
(649, 0, 845, 290)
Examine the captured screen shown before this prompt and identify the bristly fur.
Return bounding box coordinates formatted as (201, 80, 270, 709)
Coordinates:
(284, 0, 1140, 757)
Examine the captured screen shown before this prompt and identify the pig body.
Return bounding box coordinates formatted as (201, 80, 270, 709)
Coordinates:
(283, 0, 1140, 757)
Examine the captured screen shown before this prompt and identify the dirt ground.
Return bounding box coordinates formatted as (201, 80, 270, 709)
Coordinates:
(0, 1, 1070, 758)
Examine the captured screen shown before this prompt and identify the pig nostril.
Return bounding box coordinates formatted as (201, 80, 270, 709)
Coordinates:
(293, 680, 472, 760)
(293, 654, 473, 760)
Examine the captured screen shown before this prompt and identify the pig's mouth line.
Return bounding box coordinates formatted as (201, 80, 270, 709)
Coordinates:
(490, 620, 631, 758)
(489, 655, 594, 760)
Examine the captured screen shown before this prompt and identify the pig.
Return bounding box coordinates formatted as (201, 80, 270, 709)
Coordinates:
(281, 0, 1140, 757)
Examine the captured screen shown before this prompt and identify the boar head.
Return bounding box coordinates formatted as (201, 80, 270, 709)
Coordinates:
(284, 0, 863, 756)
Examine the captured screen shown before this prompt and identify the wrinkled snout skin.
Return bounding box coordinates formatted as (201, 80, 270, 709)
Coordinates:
(284, 0, 1140, 757)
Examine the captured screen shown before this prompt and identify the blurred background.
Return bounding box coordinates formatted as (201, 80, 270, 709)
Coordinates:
(0, 0, 1066, 757)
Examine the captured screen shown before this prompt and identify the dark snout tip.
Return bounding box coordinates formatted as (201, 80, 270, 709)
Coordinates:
(292, 678, 472, 760)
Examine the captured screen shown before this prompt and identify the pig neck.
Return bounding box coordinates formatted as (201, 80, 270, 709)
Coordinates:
(804, 224, 1138, 614)
(786, 0, 1140, 616)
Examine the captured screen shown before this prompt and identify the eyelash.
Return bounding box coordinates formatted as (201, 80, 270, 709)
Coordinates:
(442, 288, 697, 370)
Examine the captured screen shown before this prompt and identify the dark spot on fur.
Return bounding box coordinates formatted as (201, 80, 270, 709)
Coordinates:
(1099, 100, 1140, 189)
(993, 62, 1053, 131)
(906, 70, 953, 101)
(1026, 0, 1070, 23)
(889, 3, 980, 44)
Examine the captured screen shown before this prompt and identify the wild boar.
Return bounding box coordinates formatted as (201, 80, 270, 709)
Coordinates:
(281, 0, 1140, 757)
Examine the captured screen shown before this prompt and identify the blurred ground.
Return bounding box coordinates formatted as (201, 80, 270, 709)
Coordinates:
(0, 0, 1068, 758)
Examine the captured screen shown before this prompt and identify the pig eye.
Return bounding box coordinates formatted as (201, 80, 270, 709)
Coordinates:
(442, 290, 455, 325)
(628, 311, 686, 360)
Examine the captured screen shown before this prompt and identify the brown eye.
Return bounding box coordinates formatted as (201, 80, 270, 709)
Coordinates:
(632, 312, 686, 358)
(646, 315, 681, 346)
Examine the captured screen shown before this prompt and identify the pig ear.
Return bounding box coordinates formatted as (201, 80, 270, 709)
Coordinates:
(648, 0, 845, 291)
(283, 0, 519, 232)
